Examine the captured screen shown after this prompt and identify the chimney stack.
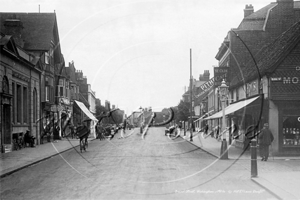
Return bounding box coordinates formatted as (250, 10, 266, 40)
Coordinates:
(3, 14, 24, 47)
(200, 70, 210, 81)
(244, 4, 254, 18)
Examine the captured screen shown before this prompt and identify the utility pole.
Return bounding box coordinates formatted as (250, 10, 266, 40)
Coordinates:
(190, 49, 193, 141)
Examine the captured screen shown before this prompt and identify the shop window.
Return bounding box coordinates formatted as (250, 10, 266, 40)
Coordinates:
(282, 116, 300, 146)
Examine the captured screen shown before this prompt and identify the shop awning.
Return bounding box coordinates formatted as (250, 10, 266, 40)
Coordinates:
(203, 96, 260, 120)
(74, 100, 98, 122)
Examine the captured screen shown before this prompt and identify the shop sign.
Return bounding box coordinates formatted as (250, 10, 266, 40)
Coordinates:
(214, 67, 229, 86)
(51, 105, 63, 112)
(195, 77, 215, 98)
(271, 66, 300, 84)
(60, 97, 70, 105)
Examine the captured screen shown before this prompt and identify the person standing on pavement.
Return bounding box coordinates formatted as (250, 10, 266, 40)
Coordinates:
(190, 121, 195, 141)
(204, 123, 209, 135)
(258, 123, 274, 161)
(120, 119, 127, 139)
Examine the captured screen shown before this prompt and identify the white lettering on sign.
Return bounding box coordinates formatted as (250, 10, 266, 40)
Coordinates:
(271, 77, 282, 81)
(283, 77, 291, 84)
(282, 77, 300, 84)
(292, 77, 299, 84)
(200, 78, 214, 91)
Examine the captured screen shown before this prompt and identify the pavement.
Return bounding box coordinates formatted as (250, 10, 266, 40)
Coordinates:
(180, 130, 300, 200)
(1, 129, 300, 200)
(0, 137, 96, 178)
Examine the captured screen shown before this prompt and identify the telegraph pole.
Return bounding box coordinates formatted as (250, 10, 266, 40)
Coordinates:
(190, 49, 193, 141)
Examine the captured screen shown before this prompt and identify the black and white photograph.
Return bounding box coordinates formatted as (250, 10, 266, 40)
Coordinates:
(0, 0, 300, 199)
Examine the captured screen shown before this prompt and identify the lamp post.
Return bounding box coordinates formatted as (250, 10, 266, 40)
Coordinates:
(189, 48, 193, 142)
(219, 79, 229, 159)
(139, 107, 144, 133)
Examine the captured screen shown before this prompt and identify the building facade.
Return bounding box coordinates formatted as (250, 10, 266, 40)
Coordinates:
(0, 33, 41, 152)
(210, 0, 300, 155)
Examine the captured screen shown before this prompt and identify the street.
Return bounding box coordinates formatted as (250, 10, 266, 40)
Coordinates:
(1, 127, 277, 200)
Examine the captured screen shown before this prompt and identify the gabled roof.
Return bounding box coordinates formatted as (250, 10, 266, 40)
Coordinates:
(0, 32, 40, 68)
(0, 12, 58, 51)
(238, 1, 300, 31)
(238, 3, 277, 31)
(231, 21, 300, 87)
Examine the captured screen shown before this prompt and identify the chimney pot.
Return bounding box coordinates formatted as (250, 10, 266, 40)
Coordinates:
(244, 4, 254, 18)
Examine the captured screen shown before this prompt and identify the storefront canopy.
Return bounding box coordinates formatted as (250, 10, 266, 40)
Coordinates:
(74, 100, 98, 122)
(203, 96, 260, 120)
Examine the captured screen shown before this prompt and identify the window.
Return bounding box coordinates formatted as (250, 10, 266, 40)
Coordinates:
(23, 86, 28, 123)
(49, 47, 54, 65)
(12, 82, 15, 123)
(236, 88, 239, 101)
(33, 88, 37, 123)
(45, 52, 50, 64)
(17, 84, 21, 123)
(57, 86, 64, 97)
(50, 86, 54, 102)
(246, 84, 250, 98)
(59, 79, 64, 86)
(45, 86, 49, 101)
(60, 86, 64, 96)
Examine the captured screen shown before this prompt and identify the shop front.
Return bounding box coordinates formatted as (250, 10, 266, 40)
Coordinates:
(204, 95, 265, 149)
(228, 96, 268, 150)
(270, 64, 300, 155)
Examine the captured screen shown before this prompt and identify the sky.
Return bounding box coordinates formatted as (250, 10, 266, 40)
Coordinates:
(1, 0, 273, 114)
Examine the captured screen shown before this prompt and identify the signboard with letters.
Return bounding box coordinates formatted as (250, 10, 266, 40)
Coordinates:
(214, 67, 229, 86)
(270, 65, 300, 100)
(195, 77, 214, 98)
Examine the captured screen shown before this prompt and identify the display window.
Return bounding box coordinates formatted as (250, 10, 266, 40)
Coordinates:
(282, 116, 300, 146)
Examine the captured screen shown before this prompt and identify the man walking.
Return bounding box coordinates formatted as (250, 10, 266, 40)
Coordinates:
(258, 123, 274, 161)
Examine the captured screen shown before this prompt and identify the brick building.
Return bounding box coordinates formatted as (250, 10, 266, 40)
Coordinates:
(208, 0, 300, 155)
(0, 33, 41, 152)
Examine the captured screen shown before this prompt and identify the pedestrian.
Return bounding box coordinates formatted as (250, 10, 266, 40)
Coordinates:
(24, 130, 35, 147)
(190, 122, 195, 141)
(53, 122, 60, 140)
(258, 123, 274, 161)
(204, 123, 209, 135)
(231, 123, 239, 140)
(45, 123, 52, 142)
(120, 119, 126, 139)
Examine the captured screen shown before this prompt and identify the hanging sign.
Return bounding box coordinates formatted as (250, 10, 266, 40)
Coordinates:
(214, 67, 229, 86)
